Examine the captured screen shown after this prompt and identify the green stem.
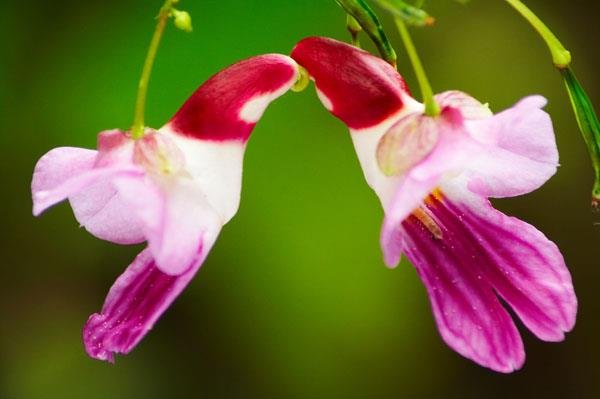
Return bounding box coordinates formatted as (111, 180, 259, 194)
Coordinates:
(336, 0, 397, 66)
(395, 17, 439, 116)
(131, 0, 178, 139)
(504, 0, 571, 68)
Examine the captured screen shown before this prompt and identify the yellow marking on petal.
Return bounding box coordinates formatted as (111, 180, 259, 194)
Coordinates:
(424, 188, 444, 206)
(412, 207, 443, 240)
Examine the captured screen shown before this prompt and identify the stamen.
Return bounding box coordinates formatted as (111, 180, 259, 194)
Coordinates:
(412, 207, 443, 240)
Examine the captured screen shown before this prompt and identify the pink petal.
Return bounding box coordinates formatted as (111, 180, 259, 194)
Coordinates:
(291, 37, 411, 129)
(32, 147, 143, 217)
(464, 96, 559, 197)
(440, 187, 577, 341)
(112, 175, 222, 275)
(402, 212, 525, 373)
(83, 247, 210, 362)
(69, 179, 146, 245)
(168, 54, 299, 142)
(383, 108, 475, 228)
(396, 189, 576, 372)
(32, 147, 96, 214)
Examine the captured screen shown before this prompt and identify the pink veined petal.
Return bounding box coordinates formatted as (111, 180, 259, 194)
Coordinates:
(168, 54, 299, 142)
(83, 245, 216, 362)
(396, 187, 576, 372)
(439, 185, 577, 341)
(402, 212, 525, 373)
(291, 36, 411, 130)
(463, 95, 559, 198)
(32, 146, 143, 217)
(112, 174, 222, 275)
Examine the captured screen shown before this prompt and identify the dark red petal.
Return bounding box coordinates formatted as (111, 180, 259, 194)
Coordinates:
(291, 36, 410, 130)
(168, 54, 298, 142)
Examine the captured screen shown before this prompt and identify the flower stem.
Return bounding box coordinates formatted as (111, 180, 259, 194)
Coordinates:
(394, 17, 440, 116)
(336, 0, 397, 67)
(131, 0, 179, 139)
(504, 0, 571, 68)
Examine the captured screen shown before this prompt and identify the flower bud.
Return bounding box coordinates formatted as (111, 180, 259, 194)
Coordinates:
(172, 9, 193, 33)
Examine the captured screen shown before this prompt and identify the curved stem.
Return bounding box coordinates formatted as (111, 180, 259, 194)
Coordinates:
(131, 0, 178, 139)
(504, 0, 571, 68)
(395, 17, 439, 116)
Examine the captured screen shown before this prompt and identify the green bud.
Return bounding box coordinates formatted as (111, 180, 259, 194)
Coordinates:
(375, 0, 435, 27)
(561, 67, 600, 207)
(346, 14, 362, 46)
(172, 9, 192, 32)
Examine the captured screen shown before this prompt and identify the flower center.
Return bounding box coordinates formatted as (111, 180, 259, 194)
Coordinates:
(133, 131, 186, 175)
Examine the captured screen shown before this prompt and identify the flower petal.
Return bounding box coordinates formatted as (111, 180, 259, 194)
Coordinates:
(167, 54, 299, 142)
(83, 247, 211, 362)
(32, 147, 143, 217)
(398, 188, 576, 371)
(463, 96, 559, 197)
(291, 36, 412, 129)
(112, 175, 222, 275)
(439, 186, 577, 341)
(402, 206, 525, 373)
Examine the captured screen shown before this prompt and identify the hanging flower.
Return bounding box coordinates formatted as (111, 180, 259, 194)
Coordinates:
(32, 54, 300, 362)
(291, 36, 577, 372)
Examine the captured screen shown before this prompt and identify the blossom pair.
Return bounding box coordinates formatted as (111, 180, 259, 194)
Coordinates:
(32, 37, 576, 372)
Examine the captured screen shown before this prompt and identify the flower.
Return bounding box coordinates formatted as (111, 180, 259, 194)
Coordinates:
(291, 37, 577, 372)
(32, 54, 300, 362)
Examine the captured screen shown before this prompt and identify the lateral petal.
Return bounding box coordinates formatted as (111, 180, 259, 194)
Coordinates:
(463, 96, 559, 198)
(32, 147, 143, 217)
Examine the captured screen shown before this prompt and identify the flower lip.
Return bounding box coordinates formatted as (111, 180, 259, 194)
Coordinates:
(291, 36, 410, 130)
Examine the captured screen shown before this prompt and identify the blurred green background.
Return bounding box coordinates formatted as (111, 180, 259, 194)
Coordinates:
(2, 0, 600, 398)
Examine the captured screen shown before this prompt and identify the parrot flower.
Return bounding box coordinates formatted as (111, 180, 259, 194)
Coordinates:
(291, 37, 577, 372)
(32, 54, 300, 362)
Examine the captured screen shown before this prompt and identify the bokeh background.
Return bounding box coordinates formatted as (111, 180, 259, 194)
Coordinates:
(2, 0, 600, 397)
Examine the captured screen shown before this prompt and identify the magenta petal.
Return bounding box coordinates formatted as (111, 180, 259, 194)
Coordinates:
(440, 195, 577, 341)
(402, 214, 525, 373)
(399, 190, 576, 372)
(83, 248, 206, 362)
(291, 37, 410, 129)
(168, 54, 298, 142)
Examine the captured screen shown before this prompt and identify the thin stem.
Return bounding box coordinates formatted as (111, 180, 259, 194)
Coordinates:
(394, 17, 440, 116)
(131, 0, 178, 139)
(504, 0, 571, 68)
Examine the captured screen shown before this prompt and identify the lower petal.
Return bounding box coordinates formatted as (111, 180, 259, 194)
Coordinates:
(439, 188, 577, 341)
(83, 247, 209, 362)
(402, 213, 525, 373)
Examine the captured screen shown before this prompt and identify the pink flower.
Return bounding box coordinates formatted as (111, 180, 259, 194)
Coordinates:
(32, 54, 300, 362)
(291, 37, 577, 372)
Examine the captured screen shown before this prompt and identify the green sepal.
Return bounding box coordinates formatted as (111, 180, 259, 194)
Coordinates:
(561, 67, 600, 206)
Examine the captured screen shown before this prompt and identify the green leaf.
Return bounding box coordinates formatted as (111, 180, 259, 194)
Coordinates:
(561, 67, 600, 206)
